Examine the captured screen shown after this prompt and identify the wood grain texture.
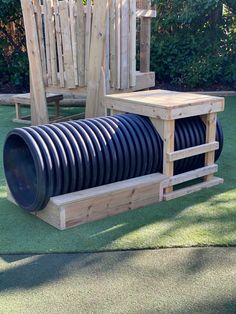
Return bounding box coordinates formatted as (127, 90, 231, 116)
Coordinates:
(164, 177, 224, 201)
(53, 0, 65, 87)
(167, 141, 219, 162)
(21, 0, 49, 124)
(129, 0, 136, 87)
(104, 89, 225, 120)
(76, 0, 86, 86)
(85, 0, 108, 118)
(139, 0, 151, 72)
(59, 0, 75, 88)
(35, 173, 166, 230)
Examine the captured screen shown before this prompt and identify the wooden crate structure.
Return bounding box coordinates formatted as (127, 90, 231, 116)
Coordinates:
(20, 0, 156, 124)
(104, 89, 224, 200)
(7, 90, 224, 230)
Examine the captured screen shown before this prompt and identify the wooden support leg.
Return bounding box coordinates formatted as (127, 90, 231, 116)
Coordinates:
(15, 103, 21, 120)
(163, 120, 175, 193)
(55, 100, 60, 117)
(204, 112, 217, 181)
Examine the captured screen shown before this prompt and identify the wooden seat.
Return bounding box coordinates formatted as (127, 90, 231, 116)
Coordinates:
(11, 93, 63, 124)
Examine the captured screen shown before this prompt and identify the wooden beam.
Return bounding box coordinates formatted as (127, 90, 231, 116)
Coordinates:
(33, 172, 166, 230)
(21, 0, 49, 125)
(167, 141, 219, 162)
(139, 0, 151, 72)
(76, 0, 86, 86)
(129, 0, 136, 87)
(120, 0, 129, 89)
(136, 9, 156, 18)
(164, 177, 224, 201)
(85, 0, 108, 118)
(204, 112, 217, 181)
(163, 120, 175, 193)
(162, 164, 218, 188)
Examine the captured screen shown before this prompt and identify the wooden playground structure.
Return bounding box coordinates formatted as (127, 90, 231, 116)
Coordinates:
(6, 0, 225, 229)
(18, 0, 156, 124)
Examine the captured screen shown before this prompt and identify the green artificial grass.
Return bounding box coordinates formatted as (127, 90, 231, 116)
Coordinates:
(1, 248, 236, 313)
(0, 99, 235, 254)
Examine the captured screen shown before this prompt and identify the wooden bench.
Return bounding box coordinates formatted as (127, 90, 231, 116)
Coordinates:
(11, 93, 63, 124)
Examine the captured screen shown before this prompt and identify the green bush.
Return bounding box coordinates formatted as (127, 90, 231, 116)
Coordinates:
(151, 0, 236, 89)
(0, 0, 29, 91)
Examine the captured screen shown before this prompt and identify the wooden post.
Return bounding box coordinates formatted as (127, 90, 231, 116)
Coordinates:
(204, 112, 217, 181)
(129, 0, 136, 87)
(85, 0, 109, 118)
(139, 0, 151, 72)
(21, 0, 49, 125)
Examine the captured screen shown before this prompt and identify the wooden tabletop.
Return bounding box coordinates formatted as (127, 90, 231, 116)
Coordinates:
(104, 89, 225, 120)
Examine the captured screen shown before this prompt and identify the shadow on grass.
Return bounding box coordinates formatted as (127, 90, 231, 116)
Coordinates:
(0, 248, 235, 313)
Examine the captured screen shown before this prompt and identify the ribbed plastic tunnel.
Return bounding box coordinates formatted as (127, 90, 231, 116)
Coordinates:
(3, 114, 223, 212)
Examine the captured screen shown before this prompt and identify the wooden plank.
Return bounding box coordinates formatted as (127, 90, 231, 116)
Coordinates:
(192, 91, 236, 97)
(43, 173, 165, 229)
(58, 0, 75, 88)
(120, 0, 129, 89)
(109, 0, 116, 88)
(50, 112, 85, 123)
(136, 9, 156, 18)
(108, 100, 223, 121)
(104, 89, 224, 120)
(34, 203, 65, 230)
(12, 93, 63, 104)
(21, 0, 49, 124)
(150, 117, 164, 140)
(115, 0, 121, 89)
(161, 164, 218, 188)
(109, 71, 155, 93)
(47, 0, 58, 85)
(54, 173, 165, 206)
(163, 120, 175, 193)
(170, 102, 224, 120)
(46, 85, 87, 96)
(15, 103, 21, 120)
(85, 0, 108, 118)
(69, 0, 79, 86)
(85, 0, 92, 83)
(76, 0, 86, 86)
(43, 0, 52, 85)
(139, 0, 151, 72)
(167, 141, 219, 162)
(163, 177, 224, 201)
(53, 0, 65, 87)
(204, 112, 217, 181)
(134, 70, 155, 90)
(30, 72, 37, 126)
(105, 6, 110, 93)
(129, 0, 136, 87)
(33, 1, 47, 85)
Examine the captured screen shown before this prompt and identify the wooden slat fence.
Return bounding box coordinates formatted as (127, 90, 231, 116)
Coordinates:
(29, 0, 137, 91)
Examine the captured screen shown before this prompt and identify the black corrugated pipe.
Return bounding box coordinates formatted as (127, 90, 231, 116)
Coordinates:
(3, 114, 223, 212)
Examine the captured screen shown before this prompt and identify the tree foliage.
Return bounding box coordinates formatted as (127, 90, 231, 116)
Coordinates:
(0, 0, 28, 91)
(151, 0, 236, 88)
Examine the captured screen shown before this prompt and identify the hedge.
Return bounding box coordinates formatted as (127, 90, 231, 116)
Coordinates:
(151, 0, 236, 89)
